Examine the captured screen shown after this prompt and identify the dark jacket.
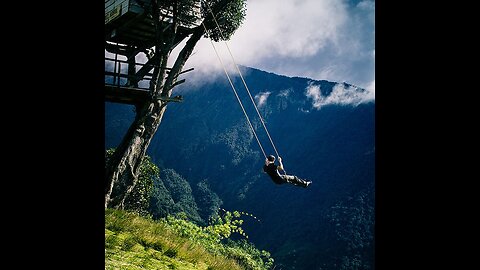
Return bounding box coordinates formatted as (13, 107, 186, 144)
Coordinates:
(263, 163, 284, 184)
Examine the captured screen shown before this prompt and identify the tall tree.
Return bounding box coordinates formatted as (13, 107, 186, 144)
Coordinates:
(105, 0, 247, 209)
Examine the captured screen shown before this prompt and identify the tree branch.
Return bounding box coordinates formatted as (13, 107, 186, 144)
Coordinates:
(162, 0, 233, 95)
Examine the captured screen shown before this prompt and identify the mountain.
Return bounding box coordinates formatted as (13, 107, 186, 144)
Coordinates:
(105, 66, 375, 270)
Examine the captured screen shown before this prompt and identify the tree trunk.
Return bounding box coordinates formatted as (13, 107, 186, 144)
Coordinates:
(105, 26, 205, 209)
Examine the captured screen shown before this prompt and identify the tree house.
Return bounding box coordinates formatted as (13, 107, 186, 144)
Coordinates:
(105, 0, 199, 105)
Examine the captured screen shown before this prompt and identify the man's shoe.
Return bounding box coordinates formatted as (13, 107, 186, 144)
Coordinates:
(305, 181, 312, 187)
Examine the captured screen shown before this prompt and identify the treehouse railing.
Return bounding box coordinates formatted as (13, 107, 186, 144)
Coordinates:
(104, 55, 160, 91)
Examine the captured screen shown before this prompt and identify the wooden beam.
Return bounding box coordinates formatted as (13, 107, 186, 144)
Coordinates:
(105, 71, 152, 81)
(105, 57, 169, 69)
(157, 95, 183, 103)
(105, 85, 150, 105)
(127, 53, 158, 86)
(105, 42, 130, 55)
(170, 79, 186, 88)
(179, 67, 194, 75)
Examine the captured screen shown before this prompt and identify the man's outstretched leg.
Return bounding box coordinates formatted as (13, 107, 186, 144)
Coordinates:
(293, 176, 312, 188)
(283, 175, 312, 188)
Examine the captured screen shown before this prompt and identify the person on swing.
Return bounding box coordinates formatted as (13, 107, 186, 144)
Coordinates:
(263, 155, 312, 188)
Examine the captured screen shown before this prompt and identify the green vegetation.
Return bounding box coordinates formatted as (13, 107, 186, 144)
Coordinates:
(194, 179, 223, 225)
(202, 0, 247, 41)
(106, 149, 274, 269)
(106, 148, 158, 216)
(106, 208, 273, 270)
(327, 186, 375, 270)
(152, 169, 203, 224)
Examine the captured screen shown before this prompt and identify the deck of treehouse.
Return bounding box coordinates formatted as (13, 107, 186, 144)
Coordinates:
(105, 85, 149, 105)
(105, 0, 199, 105)
(105, 55, 152, 105)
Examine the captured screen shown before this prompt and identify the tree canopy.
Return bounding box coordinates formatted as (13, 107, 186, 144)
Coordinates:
(201, 0, 247, 41)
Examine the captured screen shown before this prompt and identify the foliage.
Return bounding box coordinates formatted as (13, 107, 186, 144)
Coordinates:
(213, 122, 257, 165)
(194, 179, 223, 224)
(155, 0, 200, 28)
(148, 174, 176, 220)
(202, 0, 247, 41)
(149, 168, 203, 224)
(206, 208, 257, 240)
(326, 186, 375, 270)
(223, 239, 274, 270)
(164, 208, 272, 270)
(106, 208, 273, 270)
(106, 149, 158, 216)
(151, 0, 247, 41)
(146, 168, 224, 227)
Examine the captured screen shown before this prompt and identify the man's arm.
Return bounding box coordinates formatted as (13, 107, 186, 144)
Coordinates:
(277, 156, 285, 171)
(263, 158, 269, 172)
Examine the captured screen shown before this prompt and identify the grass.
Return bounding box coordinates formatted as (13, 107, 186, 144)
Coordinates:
(105, 208, 244, 270)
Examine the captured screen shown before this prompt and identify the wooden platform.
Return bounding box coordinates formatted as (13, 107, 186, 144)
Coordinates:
(105, 1, 196, 48)
(105, 84, 150, 105)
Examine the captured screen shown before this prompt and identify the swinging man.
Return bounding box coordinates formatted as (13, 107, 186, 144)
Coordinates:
(263, 155, 312, 188)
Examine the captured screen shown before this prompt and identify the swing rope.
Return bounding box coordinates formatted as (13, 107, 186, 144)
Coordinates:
(201, 22, 267, 159)
(202, 0, 282, 160)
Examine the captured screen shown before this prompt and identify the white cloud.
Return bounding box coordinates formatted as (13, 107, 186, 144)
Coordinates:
(183, 0, 374, 90)
(178, 38, 239, 88)
(106, 0, 374, 92)
(184, 0, 351, 81)
(278, 89, 291, 97)
(305, 84, 323, 108)
(254, 91, 271, 108)
(305, 81, 374, 109)
(365, 79, 375, 100)
(231, 0, 348, 59)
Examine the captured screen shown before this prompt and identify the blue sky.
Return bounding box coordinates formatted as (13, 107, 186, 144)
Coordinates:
(180, 0, 374, 95)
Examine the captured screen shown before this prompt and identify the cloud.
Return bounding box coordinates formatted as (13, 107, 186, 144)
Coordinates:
(305, 81, 374, 109)
(365, 79, 375, 100)
(188, 0, 347, 63)
(357, 0, 375, 14)
(105, 0, 374, 92)
(184, 0, 374, 89)
(305, 84, 322, 107)
(231, 0, 348, 59)
(278, 89, 291, 98)
(254, 91, 271, 108)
